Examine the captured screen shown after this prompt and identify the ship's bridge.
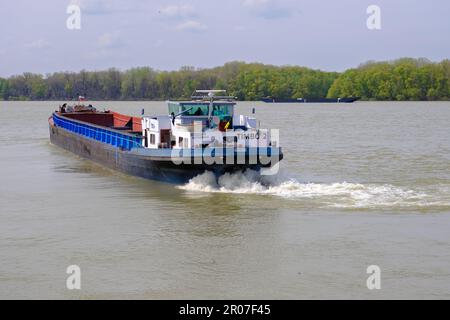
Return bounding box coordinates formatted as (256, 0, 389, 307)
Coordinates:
(167, 101, 235, 125)
(141, 90, 260, 149)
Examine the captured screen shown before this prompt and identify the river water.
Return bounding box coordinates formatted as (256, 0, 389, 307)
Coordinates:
(0, 101, 449, 299)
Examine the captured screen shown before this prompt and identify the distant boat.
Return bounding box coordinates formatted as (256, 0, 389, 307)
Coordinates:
(261, 97, 360, 103)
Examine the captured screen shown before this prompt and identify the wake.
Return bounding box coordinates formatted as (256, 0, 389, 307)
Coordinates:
(178, 170, 450, 209)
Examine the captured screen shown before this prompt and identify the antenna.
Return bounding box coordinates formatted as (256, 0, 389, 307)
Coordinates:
(191, 89, 236, 101)
(195, 89, 226, 95)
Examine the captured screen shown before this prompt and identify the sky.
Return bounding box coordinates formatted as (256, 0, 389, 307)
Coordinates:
(0, 0, 449, 76)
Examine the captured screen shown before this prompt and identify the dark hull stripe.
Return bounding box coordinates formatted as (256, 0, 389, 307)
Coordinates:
(49, 124, 274, 184)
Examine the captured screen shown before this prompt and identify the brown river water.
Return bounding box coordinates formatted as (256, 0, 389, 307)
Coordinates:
(0, 101, 449, 299)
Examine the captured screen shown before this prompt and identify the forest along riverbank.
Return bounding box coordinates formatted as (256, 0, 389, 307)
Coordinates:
(0, 58, 448, 101)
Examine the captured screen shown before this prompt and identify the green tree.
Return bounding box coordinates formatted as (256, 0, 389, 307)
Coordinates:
(1, 59, 448, 101)
(327, 58, 450, 101)
(0, 78, 9, 100)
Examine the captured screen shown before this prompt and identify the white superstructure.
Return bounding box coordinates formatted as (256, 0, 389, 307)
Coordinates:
(141, 90, 271, 150)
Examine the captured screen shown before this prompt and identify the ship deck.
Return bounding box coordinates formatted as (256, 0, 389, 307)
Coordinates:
(58, 111, 142, 134)
(51, 111, 143, 151)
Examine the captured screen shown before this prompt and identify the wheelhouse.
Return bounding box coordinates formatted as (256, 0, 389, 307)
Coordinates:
(168, 101, 235, 123)
(141, 90, 262, 150)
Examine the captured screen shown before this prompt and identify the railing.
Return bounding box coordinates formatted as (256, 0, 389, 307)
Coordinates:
(53, 113, 143, 151)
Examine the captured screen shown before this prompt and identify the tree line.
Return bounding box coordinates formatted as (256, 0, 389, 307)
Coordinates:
(0, 59, 448, 101)
(327, 58, 449, 101)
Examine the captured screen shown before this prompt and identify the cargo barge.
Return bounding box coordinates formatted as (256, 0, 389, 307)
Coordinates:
(49, 90, 283, 183)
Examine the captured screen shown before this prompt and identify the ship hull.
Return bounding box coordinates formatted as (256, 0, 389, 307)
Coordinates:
(49, 121, 281, 184)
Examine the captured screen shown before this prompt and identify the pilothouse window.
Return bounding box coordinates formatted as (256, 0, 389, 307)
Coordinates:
(212, 104, 233, 121)
(180, 104, 209, 116)
(168, 103, 180, 115)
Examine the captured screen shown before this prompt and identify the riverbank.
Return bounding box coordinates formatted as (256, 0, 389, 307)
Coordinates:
(1, 58, 448, 102)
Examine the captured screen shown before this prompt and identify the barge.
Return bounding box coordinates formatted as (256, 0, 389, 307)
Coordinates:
(49, 90, 283, 183)
(261, 97, 360, 103)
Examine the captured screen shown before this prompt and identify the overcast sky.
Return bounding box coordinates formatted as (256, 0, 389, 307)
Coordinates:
(1, 0, 449, 76)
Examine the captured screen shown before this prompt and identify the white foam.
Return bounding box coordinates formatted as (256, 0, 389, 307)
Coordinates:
(178, 170, 450, 209)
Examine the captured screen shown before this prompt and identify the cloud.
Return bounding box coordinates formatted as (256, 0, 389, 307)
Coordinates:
(83, 32, 123, 60)
(159, 4, 196, 18)
(97, 32, 123, 48)
(70, 0, 140, 15)
(70, 0, 112, 14)
(243, 0, 270, 7)
(158, 4, 207, 33)
(25, 39, 50, 49)
(175, 20, 208, 32)
(234, 25, 247, 31)
(154, 39, 163, 48)
(242, 0, 295, 19)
